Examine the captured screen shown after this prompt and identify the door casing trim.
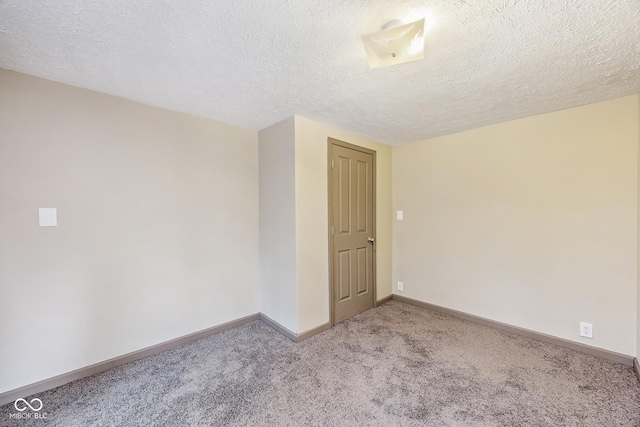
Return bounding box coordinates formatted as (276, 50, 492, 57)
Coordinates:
(327, 137, 377, 327)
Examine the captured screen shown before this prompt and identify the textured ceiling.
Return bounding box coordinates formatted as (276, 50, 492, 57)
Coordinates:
(0, 0, 638, 145)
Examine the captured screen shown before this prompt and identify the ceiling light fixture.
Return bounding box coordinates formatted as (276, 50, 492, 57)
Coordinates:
(361, 18, 426, 69)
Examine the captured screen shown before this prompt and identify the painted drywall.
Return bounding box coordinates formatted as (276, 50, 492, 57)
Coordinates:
(638, 92, 640, 359)
(295, 116, 392, 333)
(0, 69, 259, 394)
(258, 118, 298, 333)
(393, 95, 638, 356)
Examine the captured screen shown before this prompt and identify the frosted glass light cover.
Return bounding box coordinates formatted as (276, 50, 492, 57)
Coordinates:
(361, 19, 425, 69)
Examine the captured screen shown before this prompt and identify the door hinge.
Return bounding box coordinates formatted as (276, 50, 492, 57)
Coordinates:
(331, 226, 334, 235)
(331, 159, 334, 169)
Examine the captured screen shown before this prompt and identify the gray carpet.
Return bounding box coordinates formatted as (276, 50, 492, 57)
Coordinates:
(2, 301, 639, 426)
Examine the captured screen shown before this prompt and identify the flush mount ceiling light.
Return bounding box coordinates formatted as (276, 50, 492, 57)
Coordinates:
(361, 18, 426, 69)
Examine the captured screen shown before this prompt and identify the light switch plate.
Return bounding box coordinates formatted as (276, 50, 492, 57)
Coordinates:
(39, 208, 57, 227)
(396, 210, 404, 221)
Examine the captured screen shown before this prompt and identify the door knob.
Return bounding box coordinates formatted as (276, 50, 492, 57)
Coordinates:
(367, 237, 375, 244)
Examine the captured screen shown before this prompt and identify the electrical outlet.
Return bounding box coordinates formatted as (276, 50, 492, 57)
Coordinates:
(397, 281, 404, 292)
(579, 322, 593, 339)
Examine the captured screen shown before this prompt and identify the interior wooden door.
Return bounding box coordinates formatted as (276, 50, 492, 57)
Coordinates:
(330, 140, 375, 324)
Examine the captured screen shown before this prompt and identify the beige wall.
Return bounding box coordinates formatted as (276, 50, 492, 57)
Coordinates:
(4, 65, 636, 399)
(0, 70, 259, 393)
(257, 116, 391, 334)
(638, 92, 640, 359)
(295, 116, 392, 333)
(258, 118, 298, 332)
(393, 95, 638, 356)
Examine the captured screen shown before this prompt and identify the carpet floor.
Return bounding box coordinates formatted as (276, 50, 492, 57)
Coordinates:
(2, 300, 640, 426)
